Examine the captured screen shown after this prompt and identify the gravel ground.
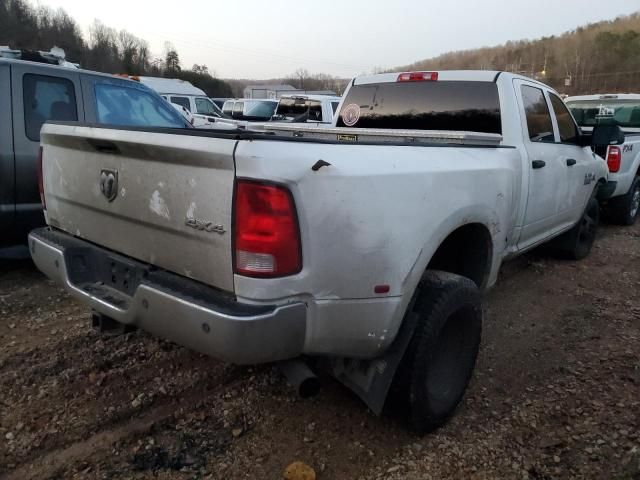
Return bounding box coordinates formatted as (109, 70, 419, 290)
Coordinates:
(0, 221, 639, 480)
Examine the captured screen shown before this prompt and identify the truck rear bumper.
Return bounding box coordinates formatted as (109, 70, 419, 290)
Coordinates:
(29, 228, 306, 365)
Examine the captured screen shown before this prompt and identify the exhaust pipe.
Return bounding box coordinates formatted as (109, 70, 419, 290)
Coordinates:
(279, 359, 320, 398)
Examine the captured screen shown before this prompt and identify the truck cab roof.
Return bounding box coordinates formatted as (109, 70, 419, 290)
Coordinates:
(353, 70, 549, 88)
(565, 93, 640, 102)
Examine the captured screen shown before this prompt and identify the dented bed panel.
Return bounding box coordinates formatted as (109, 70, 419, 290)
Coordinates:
(40, 123, 237, 292)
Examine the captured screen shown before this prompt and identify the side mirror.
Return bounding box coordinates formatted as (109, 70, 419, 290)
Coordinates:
(591, 124, 625, 147)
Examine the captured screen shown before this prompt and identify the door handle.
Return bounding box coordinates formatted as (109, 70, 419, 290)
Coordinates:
(566, 158, 577, 166)
(532, 160, 546, 169)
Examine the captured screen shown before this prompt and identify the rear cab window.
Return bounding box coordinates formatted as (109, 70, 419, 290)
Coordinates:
(520, 85, 555, 143)
(567, 98, 640, 129)
(23, 74, 78, 141)
(95, 81, 186, 128)
(336, 80, 501, 133)
(276, 98, 322, 121)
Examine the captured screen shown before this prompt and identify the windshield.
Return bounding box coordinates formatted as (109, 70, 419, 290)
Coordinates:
(244, 101, 277, 120)
(95, 82, 186, 128)
(566, 99, 640, 128)
(195, 97, 223, 117)
(336, 80, 501, 133)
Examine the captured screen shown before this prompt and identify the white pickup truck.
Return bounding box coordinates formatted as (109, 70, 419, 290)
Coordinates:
(566, 94, 640, 225)
(30, 71, 617, 433)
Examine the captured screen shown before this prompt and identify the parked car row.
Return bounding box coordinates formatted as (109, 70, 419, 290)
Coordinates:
(28, 67, 634, 434)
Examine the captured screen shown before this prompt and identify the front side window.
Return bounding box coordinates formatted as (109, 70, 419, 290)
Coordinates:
(170, 96, 191, 112)
(195, 97, 221, 116)
(95, 83, 185, 128)
(23, 74, 78, 141)
(521, 85, 554, 143)
(549, 93, 579, 143)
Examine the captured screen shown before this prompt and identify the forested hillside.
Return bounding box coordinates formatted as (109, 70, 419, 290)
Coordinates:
(398, 13, 640, 94)
(0, 0, 233, 96)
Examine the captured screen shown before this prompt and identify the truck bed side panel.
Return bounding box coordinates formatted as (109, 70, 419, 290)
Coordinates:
(234, 139, 519, 302)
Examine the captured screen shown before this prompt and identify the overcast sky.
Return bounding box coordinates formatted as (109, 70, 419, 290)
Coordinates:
(37, 0, 640, 79)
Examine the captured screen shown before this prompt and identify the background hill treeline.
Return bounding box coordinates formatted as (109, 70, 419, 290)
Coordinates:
(2, 0, 639, 97)
(398, 13, 640, 94)
(0, 0, 233, 97)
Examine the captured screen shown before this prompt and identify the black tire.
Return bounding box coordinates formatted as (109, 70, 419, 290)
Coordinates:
(607, 176, 640, 226)
(399, 270, 482, 434)
(554, 196, 600, 260)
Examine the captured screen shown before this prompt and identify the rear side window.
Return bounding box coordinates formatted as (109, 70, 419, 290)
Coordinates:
(222, 101, 234, 115)
(233, 101, 244, 117)
(521, 85, 554, 143)
(549, 93, 579, 143)
(331, 101, 339, 114)
(23, 74, 78, 141)
(171, 96, 191, 111)
(95, 83, 185, 128)
(336, 81, 501, 134)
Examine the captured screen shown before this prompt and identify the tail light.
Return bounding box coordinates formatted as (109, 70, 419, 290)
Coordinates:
(234, 180, 301, 277)
(397, 71, 438, 82)
(606, 146, 621, 173)
(37, 146, 46, 209)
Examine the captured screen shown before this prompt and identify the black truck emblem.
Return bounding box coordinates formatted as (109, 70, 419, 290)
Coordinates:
(100, 169, 118, 202)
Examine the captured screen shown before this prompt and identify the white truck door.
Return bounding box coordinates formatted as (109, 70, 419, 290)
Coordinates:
(547, 92, 597, 224)
(515, 81, 569, 249)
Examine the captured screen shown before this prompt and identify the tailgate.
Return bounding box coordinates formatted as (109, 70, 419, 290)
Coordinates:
(40, 124, 237, 293)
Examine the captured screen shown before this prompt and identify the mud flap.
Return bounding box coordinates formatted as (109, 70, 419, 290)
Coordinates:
(321, 311, 420, 415)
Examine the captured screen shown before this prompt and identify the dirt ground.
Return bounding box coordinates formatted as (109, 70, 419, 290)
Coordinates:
(1, 222, 639, 480)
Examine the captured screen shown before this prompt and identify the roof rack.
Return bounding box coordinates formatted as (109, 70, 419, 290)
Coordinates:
(0, 46, 79, 69)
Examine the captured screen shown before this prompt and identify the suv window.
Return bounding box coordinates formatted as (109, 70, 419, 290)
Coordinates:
(232, 101, 244, 117)
(95, 83, 185, 128)
(170, 96, 191, 112)
(23, 74, 78, 141)
(549, 93, 579, 143)
(222, 101, 234, 116)
(521, 85, 554, 143)
(331, 101, 339, 114)
(336, 80, 501, 133)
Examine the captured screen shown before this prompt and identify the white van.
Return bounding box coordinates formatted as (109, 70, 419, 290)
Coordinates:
(138, 77, 225, 118)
